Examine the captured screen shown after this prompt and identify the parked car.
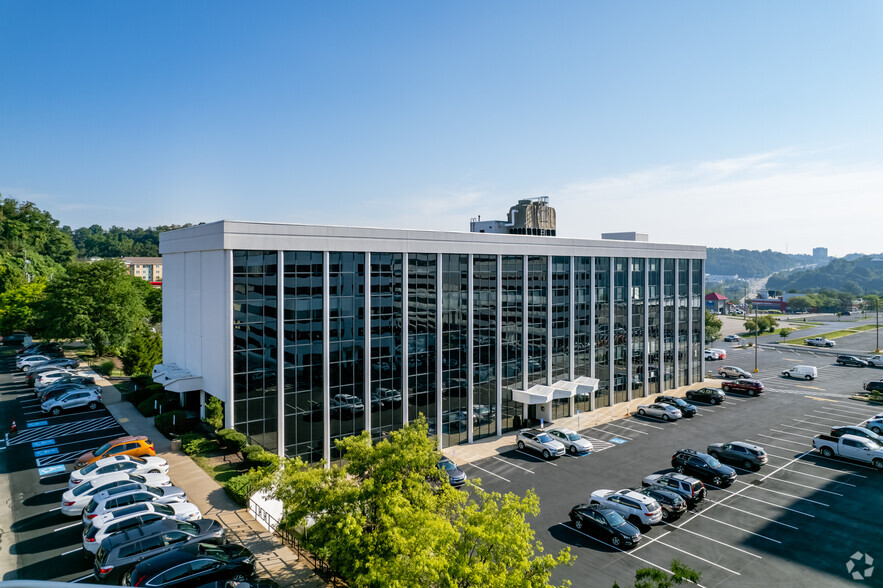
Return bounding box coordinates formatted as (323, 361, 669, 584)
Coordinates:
(437, 457, 467, 487)
(707, 348, 727, 359)
(16, 354, 61, 371)
(718, 366, 751, 379)
(61, 478, 143, 516)
(589, 489, 663, 527)
(782, 365, 818, 380)
(864, 381, 883, 393)
(90, 501, 201, 535)
(721, 378, 764, 396)
(329, 394, 364, 417)
(654, 396, 697, 418)
(704, 350, 720, 361)
(17, 342, 62, 357)
(837, 355, 869, 368)
(39, 382, 94, 403)
(1, 332, 31, 346)
(626, 486, 687, 522)
(84, 484, 189, 526)
(93, 519, 227, 584)
(568, 504, 642, 548)
(642, 473, 707, 507)
(706, 441, 768, 470)
(636, 403, 681, 422)
(75, 436, 156, 469)
(36, 373, 95, 391)
(26, 364, 74, 386)
(515, 429, 566, 459)
(123, 542, 256, 587)
(671, 448, 737, 486)
(867, 355, 883, 368)
(723, 334, 741, 342)
(371, 387, 402, 407)
(829, 426, 883, 445)
(41, 388, 103, 416)
(685, 387, 726, 405)
(546, 428, 593, 454)
(71, 455, 170, 487)
(859, 418, 883, 435)
(812, 434, 883, 469)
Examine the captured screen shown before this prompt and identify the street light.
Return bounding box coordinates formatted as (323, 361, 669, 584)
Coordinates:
(876, 297, 880, 354)
(753, 303, 759, 373)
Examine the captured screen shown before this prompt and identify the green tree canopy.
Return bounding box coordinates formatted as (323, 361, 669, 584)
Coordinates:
(121, 325, 162, 376)
(0, 280, 46, 333)
(269, 417, 572, 587)
(704, 310, 722, 342)
(40, 259, 148, 355)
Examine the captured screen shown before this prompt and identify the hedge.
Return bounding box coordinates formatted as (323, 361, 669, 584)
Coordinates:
(217, 428, 248, 452)
(136, 391, 177, 417)
(154, 410, 190, 437)
(224, 473, 254, 507)
(127, 381, 162, 407)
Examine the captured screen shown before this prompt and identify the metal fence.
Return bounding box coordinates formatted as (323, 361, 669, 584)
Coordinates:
(249, 496, 347, 587)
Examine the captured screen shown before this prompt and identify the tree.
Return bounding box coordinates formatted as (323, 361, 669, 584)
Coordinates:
(0, 280, 46, 333)
(778, 327, 793, 342)
(613, 559, 700, 588)
(786, 295, 812, 313)
(704, 310, 722, 342)
(269, 416, 572, 587)
(121, 326, 162, 376)
(40, 259, 148, 356)
(131, 277, 163, 323)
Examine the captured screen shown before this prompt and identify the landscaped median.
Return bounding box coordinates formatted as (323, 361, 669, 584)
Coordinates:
(789, 324, 880, 346)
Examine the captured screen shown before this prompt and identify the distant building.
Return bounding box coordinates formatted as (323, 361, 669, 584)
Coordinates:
(749, 291, 787, 312)
(812, 247, 828, 262)
(601, 232, 649, 242)
(123, 257, 163, 282)
(470, 197, 556, 236)
(705, 292, 728, 313)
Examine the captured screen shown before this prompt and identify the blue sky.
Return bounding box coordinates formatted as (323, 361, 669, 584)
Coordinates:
(1, 1, 881, 256)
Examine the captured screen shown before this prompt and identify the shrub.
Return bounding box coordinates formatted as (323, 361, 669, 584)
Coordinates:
(250, 450, 280, 470)
(224, 473, 254, 507)
(217, 428, 248, 452)
(137, 391, 178, 417)
(99, 360, 116, 376)
(242, 444, 264, 461)
(154, 410, 189, 437)
(204, 396, 224, 430)
(180, 432, 219, 455)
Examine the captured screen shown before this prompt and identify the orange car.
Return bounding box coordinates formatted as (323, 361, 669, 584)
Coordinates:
(74, 435, 155, 468)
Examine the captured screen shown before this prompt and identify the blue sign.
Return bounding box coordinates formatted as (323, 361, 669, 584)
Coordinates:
(34, 447, 59, 457)
(540, 418, 544, 428)
(38, 464, 66, 476)
(610, 438, 628, 444)
(32, 439, 55, 448)
(27, 421, 48, 428)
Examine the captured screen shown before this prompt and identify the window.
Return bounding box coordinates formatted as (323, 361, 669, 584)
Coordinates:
(163, 532, 188, 545)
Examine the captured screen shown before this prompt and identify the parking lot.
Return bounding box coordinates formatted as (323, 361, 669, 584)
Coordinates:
(458, 338, 883, 587)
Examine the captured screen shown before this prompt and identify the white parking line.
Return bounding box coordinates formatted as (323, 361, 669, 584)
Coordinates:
(48, 507, 61, 512)
(467, 463, 511, 483)
(61, 547, 83, 556)
(806, 412, 848, 423)
(630, 530, 671, 553)
(663, 523, 762, 558)
(653, 538, 741, 575)
(598, 422, 646, 435)
(627, 419, 666, 430)
(514, 450, 559, 466)
(558, 523, 710, 588)
(764, 451, 869, 477)
(492, 456, 535, 473)
(761, 463, 855, 487)
(685, 511, 781, 544)
(769, 428, 808, 439)
(820, 405, 880, 418)
(766, 476, 844, 495)
(755, 434, 806, 446)
(703, 482, 814, 516)
(53, 521, 81, 532)
(590, 427, 635, 439)
(70, 575, 93, 583)
(702, 498, 798, 529)
(792, 417, 835, 429)
(778, 423, 824, 434)
(732, 480, 829, 507)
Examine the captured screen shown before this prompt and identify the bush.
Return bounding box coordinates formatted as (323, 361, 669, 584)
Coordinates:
(181, 432, 219, 455)
(217, 428, 248, 452)
(137, 391, 178, 417)
(250, 450, 280, 469)
(224, 473, 254, 507)
(98, 360, 116, 376)
(242, 444, 264, 461)
(154, 410, 189, 437)
(204, 396, 224, 430)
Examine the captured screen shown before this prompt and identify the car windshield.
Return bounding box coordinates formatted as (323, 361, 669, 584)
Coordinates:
(536, 434, 554, 443)
(93, 442, 112, 457)
(197, 543, 232, 561)
(604, 511, 627, 527)
(673, 399, 688, 407)
(130, 456, 146, 464)
(154, 503, 174, 515)
(72, 480, 95, 496)
(177, 521, 198, 534)
(81, 462, 101, 475)
(146, 486, 162, 495)
(439, 460, 456, 471)
(706, 456, 723, 468)
(865, 440, 881, 450)
(567, 433, 581, 441)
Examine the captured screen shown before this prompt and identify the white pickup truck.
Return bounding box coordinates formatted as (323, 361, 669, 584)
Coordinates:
(805, 336, 835, 347)
(812, 434, 883, 469)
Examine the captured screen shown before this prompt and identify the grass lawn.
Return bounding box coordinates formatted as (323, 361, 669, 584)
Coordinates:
(187, 441, 250, 485)
(792, 324, 881, 346)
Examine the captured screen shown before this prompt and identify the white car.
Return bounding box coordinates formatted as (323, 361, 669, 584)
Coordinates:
(33, 368, 74, 388)
(589, 489, 663, 527)
(515, 429, 566, 459)
(91, 501, 201, 533)
(61, 473, 171, 516)
(69, 455, 169, 488)
(546, 428, 593, 455)
(704, 349, 720, 361)
(16, 354, 55, 371)
(861, 418, 883, 435)
(636, 403, 682, 422)
(83, 484, 188, 524)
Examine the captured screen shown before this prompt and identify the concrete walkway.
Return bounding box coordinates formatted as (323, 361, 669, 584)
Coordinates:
(98, 381, 325, 588)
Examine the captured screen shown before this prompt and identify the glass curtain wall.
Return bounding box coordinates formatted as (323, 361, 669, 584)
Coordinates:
(647, 259, 661, 395)
(407, 254, 437, 433)
(442, 254, 469, 446)
(573, 257, 592, 413)
(527, 257, 548, 388)
(692, 260, 703, 382)
(663, 259, 675, 390)
(631, 258, 645, 399)
(501, 256, 523, 432)
(473, 255, 497, 438)
(551, 257, 570, 418)
(281, 251, 323, 462)
(613, 258, 628, 404)
(328, 253, 365, 459)
(232, 251, 279, 452)
(678, 259, 690, 386)
(594, 257, 610, 409)
(370, 253, 403, 441)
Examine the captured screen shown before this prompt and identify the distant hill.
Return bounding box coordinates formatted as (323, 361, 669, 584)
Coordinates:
(767, 256, 883, 295)
(706, 248, 813, 279)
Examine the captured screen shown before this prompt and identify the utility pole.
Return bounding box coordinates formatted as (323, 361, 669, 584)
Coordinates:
(23, 249, 31, 283)
(876, 298, 880, 354)
(753, 304, 759, 373)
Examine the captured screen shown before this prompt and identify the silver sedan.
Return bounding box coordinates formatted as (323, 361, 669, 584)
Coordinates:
(636, 403, 682, 422)
(547, 428, 593, 455)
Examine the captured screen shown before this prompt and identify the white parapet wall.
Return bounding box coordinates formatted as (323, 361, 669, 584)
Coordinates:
(248, 488, 284, 532)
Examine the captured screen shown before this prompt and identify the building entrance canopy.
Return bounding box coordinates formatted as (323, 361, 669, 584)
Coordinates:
(152, 363, 204, 393)
(512, 376, 599, 405)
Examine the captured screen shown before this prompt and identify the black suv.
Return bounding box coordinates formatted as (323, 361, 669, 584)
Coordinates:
(864, 381, 883, 393)
(837, 355, 869, 367)
(655, 396, 697, 417)
(127, 542, 255, 587)
(628, 486, 687, 522)
(568, 504, 642, 548)
(685, 387, 726, 405)
(671, 449, 737, 487)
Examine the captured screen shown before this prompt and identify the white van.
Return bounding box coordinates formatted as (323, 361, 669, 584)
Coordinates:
(782, 365, 817, 380)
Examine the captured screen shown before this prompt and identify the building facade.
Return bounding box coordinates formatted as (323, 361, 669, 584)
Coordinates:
(156, 221, 705, 463)
(123, 257, 163, 281)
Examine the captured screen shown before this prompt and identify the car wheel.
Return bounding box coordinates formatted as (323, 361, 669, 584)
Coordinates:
(22, 366, 30, 372)
(517, 441, 525, 451)
(744, 460, 756, 470)
(50, 407, 61, 416)
(638, 409, 646, 416)
(873, 459, 883, 471)
(712, 476, 723, 486)
(611, 535, 622, 547)
(569, 445, 577, 455)
(87, 401, 99, 410)
(872, 427, 883, 435)
(662, 414, 670, 421)
(542, 449, 551, 459)
(120, 571, 132, 586)
(820, 446, 834, 458)
(686, 393, 693, 400)
(710, 398, 718, 405)
(232, 574, 247, 582)
(805, 375, 812, 380)
(676, 465, 685, 474)
(575, 518, 584, 530)
(747, 390, 756, 396)
(660, 508, 670, 521)
(722, 385, 730, 392)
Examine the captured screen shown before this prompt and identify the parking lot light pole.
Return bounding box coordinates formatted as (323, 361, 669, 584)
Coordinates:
(876, 298, 880, 354)
(753, 304, 759, 373)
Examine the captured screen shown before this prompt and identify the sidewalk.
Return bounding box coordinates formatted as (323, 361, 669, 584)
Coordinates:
(97, 380, 325, 588)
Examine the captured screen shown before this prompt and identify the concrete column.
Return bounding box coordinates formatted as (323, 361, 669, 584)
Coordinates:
(322, 251, 331, 465)
(402, 255, 409, 424)
(276, 249, 285, 458)
(626, 257, 633, 404)
(436, 253, 443, 449)
(522, 256, 528, 421)
(496, 255, 503, 437)
(546, 255, 552, 387)
(589, 256, 595, 413)
(364, 252, 372, 434)
(225, 250, 234, 430)
(673, 259, 679, 389)
(467, 254, 474, 444)
(569, 256, 575, 414)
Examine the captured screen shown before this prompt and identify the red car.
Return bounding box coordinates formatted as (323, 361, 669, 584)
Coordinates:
(721, 378, 764, 396)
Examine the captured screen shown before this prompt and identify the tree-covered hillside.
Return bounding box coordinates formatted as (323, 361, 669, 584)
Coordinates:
(767, 257, 883, 295)
(0, 198, 76, 292)
(706, 248, 813, 278)
(62, 224, 192, 258)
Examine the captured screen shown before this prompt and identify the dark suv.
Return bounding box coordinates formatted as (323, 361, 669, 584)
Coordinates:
(568, 504, 642, 548)
(627, 486, 687, 522)
(864, 381, 883, 393)
(655, 396, 697, 417)
(838, 355, 869, 367)
(642, 473, 707, 507)
(685, 387, 726, 405)
(721, 378, 764, 396)
(671, 449, 737, 487)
